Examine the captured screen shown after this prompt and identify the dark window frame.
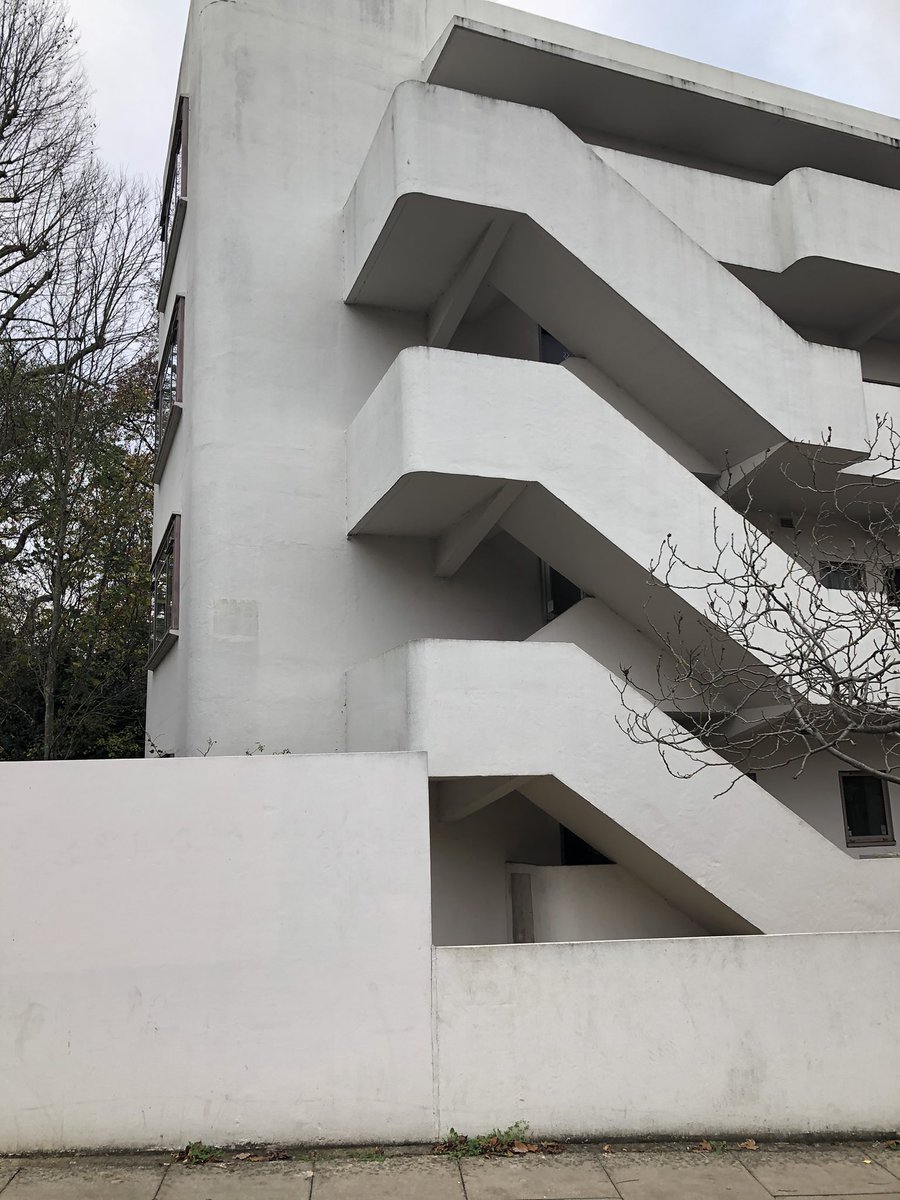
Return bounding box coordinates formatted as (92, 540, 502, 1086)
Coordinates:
(840, 771, 895, 847)
(158, 96, 189, 311)
(149, 514, 181, 670)
(153, 296, 184, 483)
(818, 560, 865, 592)
(884, 566, 900, 604)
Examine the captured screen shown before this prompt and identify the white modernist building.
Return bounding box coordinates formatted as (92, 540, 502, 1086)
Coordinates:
(148, 0, 900, 946)
(7, 0, 900, 1153)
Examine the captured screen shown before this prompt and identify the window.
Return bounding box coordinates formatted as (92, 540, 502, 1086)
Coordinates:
(153, 297, 184, 482)
(541, 562, 586, 622)
(159, 96, 188, 309)
(149, 514, 181, 669)
(840, 773, 895, 846)
(819, 561, 865, 591)
(884, 566, 900, 604)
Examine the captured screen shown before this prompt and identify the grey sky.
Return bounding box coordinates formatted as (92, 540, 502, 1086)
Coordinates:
(66, 0, 900, 185)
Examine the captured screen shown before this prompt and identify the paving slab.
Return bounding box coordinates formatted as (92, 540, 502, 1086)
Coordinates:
(312, 1156, 464, 1199)
(0, 1163, 23, 1194)
(870, 1149, 900, 1182)
(158, 1161, 313, 1198)
(459, 1150, 618, 1199)
(606, 1150, 771, 1199)
(737, 1144, 900, 1195)
(1, 1157, 167, 1200)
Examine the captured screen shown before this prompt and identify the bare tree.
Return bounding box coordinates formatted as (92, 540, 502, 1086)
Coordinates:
(0, 0, 95, 569)
(0, 0, 158, 760)
(0, 0, 92, 336)
(616, 421, 900, 790)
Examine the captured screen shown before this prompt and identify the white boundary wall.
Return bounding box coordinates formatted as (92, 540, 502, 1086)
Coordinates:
(435, 934, 900, 1138)
(2, 756, 899, 1149)
(0, 754, 435, 1150)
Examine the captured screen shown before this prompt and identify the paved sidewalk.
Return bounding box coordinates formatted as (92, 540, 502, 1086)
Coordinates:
(2, 1141, 900, 1199)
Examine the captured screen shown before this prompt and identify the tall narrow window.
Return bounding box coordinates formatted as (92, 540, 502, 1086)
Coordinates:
(159, 96, 189, 309)
(149, 514, 181, 669)
(153, 296, 184, 482)
(840, 773, 895, 846)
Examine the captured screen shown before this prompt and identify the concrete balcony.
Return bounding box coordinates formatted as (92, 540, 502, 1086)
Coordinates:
(347, 347, 857, 690)
(344, 81, 869, 466)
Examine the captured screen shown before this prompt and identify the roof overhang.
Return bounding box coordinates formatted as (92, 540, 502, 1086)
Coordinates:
(425, 19, 900, 188)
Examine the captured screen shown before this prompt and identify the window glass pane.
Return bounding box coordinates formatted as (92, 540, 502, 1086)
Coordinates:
(150, 523, 178, 659)
(162, 107, 184, 253)
(155, 308, 179, 452)
(819, 561, 864, 591)
(885, 567, 900, 603)
(842, 775, 889, 839)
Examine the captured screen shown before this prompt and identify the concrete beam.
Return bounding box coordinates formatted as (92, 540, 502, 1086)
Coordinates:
(427, 215, 514, 349)
(435, 481, 526, 578)
(435, 775, 534, 823)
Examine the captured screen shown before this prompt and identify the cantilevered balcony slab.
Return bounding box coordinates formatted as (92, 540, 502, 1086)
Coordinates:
(347, 348, 846, 673)
(347, 638, 900, 936)
(344, 81, 869, 466)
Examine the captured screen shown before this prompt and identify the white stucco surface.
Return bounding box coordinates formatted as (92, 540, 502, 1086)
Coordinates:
(508, 863, 708, 942)
(430, 791, 561, 947)
(2, 756, 899, 1149)
(348, 346, 870, 689)
(594, 151, 900, 279)
(0, 754, 434, 1151)
(147, 0, 545, 759)
(434, 932, 900, 1137)
(344, 81, 867, 460)
(347, 639, 900, 935)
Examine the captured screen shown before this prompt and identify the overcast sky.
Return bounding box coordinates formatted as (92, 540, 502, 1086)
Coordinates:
(66, 0, 900, 184)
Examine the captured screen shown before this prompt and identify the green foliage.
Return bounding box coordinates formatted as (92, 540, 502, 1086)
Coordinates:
(0, 354, 155, 760)
(180, 1142, 222, 1165)
(435, 1121, 533, 1157)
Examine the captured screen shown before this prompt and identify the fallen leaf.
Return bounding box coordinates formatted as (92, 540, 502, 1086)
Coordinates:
(602, 1144, 613, 1154)
(697, 1140, 713, 1153)
(512, 1142, 529, 1154)
(864, 1158, 872, 1164)
(739, 1139, 758, 1151)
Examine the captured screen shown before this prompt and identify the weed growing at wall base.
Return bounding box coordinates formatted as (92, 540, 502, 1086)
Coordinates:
(433, 1122, 564, 1157)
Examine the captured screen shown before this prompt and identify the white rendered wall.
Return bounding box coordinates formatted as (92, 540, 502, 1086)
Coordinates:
(434, 933, 900, 1138)
(758, 743, 900, 860)
(348, 640, 900, 935)
(594, 150, 900, 279)
(509, 863, 708, 942)
(431, 791, 561, 947)
(151, 0, 900, 760)
(2, 756, 899, 1149)
(0, 754, 434, 1151)
(146, 0, 544, 758)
